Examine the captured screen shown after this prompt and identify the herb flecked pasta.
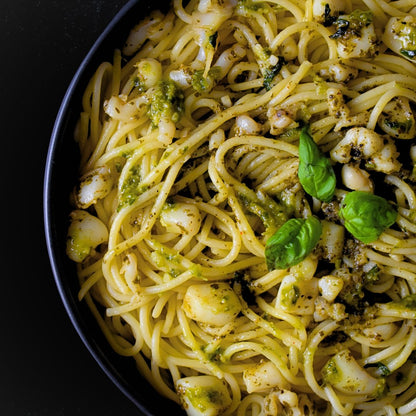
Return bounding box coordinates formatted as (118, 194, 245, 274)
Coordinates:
(66, 0, 416, 414)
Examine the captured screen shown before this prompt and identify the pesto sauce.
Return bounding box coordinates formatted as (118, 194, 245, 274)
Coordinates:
(280, 284, 300, 306)
(150, 242, 202, 278)
(322, 358, 341, 385)
(147, 80, 184, 126)
(396, 294, 416, 309)
(185, 387, 225, 412)
(118, 166, 146, 209)
(384, 119, 413, 134)
(237, 187, 288, 236)
(191, 67, 222, 93)
(330, 10, 373, 40)
(236, 0, 270, 14)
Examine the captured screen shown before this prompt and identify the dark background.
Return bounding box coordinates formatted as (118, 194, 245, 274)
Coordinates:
(1, 1, 143, 415)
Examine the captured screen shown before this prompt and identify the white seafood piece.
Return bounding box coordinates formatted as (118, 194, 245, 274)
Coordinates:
(312, 0, 351, 22)
(341, 163, 374, 192)
(76, 166, 113, 209)
(318, 274, 344, 302)
(183, 282, 241, 326)
(66, 210, 108, 263)
(176, 375, 232, 416)
(383, 16, 416, 62)
(160, 202, 201, 236)
(243, 361, 288, 393)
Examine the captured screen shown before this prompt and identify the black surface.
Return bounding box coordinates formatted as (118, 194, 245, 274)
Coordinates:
(0, 1, 172, 415)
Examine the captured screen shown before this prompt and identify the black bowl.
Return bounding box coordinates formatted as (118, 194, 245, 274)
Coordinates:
(43, 1, 184, 414)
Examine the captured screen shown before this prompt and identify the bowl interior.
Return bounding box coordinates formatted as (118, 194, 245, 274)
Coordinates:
(44, 1, 184, 414)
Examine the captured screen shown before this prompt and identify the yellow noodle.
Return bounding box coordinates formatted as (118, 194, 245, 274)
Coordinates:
(65, 1, 416, 415)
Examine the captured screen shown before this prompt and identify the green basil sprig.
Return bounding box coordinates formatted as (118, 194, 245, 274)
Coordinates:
(339, 191, 397, 244)
(265, 216, 322, 270)
(298, 126, 336, 202)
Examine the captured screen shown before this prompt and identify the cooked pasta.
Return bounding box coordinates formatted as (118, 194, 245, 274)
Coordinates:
(66, 0, 416, 414)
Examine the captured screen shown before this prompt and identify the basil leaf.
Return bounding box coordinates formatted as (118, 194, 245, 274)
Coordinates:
(339, 191, 397, 244)
(265, 216, 322, 270)
(298, 126, 336, 202)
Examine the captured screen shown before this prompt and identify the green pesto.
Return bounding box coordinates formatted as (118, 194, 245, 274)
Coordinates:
(330, 10, 373, 39)
(66, 235, 90, 262)
(147, 80, 184, 126)
(254, 46, 271, 63)
(396, 20, 416, 58)
(115, 161, 123, 173)
(202, 345, 223, 362)
(373, 379, 387, 399)
(322, 357, 341, 385)
(376, 362, 391, 377)
(279, 127, 302, 141)
(162, 199, 176, 211)
(121, 150, 133, 159)
(119, 166, 146, 209)
(237, 187, 288, 237)
(339, 281, 364, 311)
(363, 265, 380, 286)
(169, 268, 181, 278)
(263, 57, 286, 91)
(192, 66, 222, 93)
(280, 284, 300, 307)
(313, 74, 329, 94)
(133, 76, 146, 93)
(185, 386, 225, 412)
(395, 294, 416, 309)
(150, 243, 202, 277)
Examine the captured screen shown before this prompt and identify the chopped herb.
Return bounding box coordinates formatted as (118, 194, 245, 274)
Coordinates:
(119, 165, 143, 208)
(363, 265, 380, 286)
(323, 3, 337, 27)
(208, 32, 218, 48)
(133, 76, 146, 92)
(330, 10, 373, 39)
(281, 284, 300, 306)
(401, 49, 416, 59)
(233, 271, 255, 306)
(384, 119, 413, 134)
(237, 186, 289, 237)
(377, 363, 391, 376)
(263, 56, 286, 90)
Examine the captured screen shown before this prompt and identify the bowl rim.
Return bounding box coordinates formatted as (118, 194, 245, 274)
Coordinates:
(43, 1, 164, 414)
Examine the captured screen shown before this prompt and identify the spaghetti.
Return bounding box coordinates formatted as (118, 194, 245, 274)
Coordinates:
(66, 0, 416, 414)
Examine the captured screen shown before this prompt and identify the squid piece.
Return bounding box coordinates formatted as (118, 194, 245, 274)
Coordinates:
(383, 16, 416, 62)
(176, 375, 232, 416)
(330, 127, 401, 174)
(321, 349, 386, 397)
(243, 361, 288, 393)
(66, 210, 108, 263)
(159, 202, 201, 236)
(341, 163, 374, 193)
(183, 282, 241, 326)
(75, 166, 113, 209)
